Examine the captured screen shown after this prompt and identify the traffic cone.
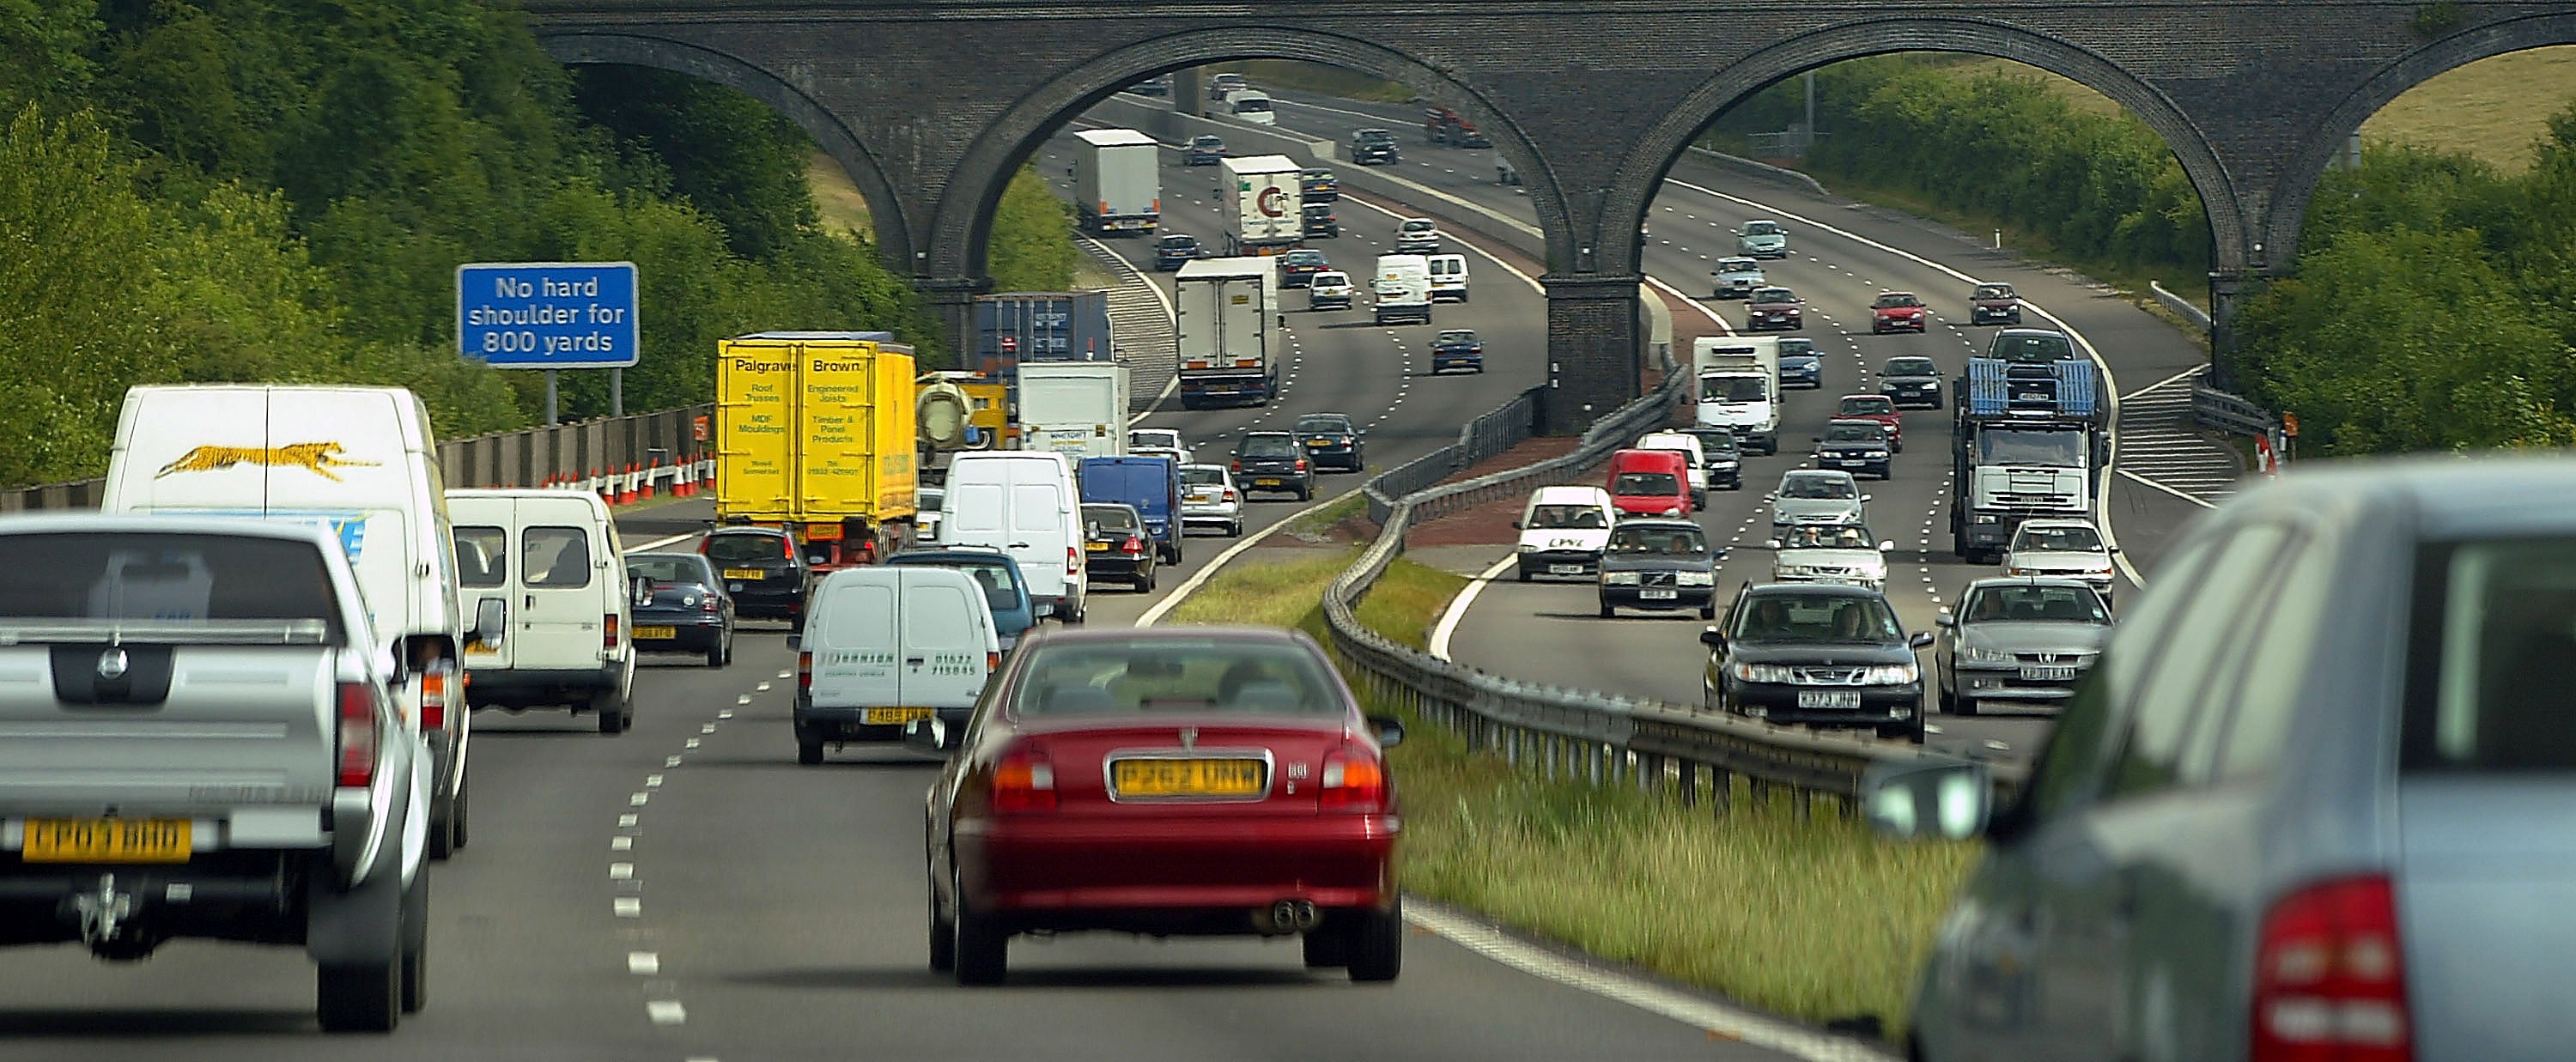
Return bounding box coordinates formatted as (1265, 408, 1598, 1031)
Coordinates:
(639, 460, 657, 501)
(616, 464, 637, 506)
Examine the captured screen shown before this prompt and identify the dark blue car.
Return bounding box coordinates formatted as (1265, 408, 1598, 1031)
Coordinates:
(1078, 455, 1184, 565)
(623, 552, 736, 667)
(1154, 233, 1202, 271)
(882, 547, 1040, 650)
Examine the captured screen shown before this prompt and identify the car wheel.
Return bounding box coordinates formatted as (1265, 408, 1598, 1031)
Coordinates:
(705, 640, 725, 668)
(1139, 567, 1156, 592)
(1346, 899, 1403, 982)
(927, 869, 957, 974)
(1937, 681, 1957, 713)
(951, 873, 1009, 986)
(427, 786, 455, 862)
(448, 773, 469, 852)
(1298, 484, 1314, 501)
(1230, 521, 1244, 537)
(1879, 721, 1927, 744)
(1598, 600, 1615, 619)
(398, 871, 428, 1014)
(1956, 694, 1979, 717)
(318, 959, 401, 1033)
(1303, 926, 1352, 968)
(594, 690, 628, 735)
(1698, 603, 1716, 620)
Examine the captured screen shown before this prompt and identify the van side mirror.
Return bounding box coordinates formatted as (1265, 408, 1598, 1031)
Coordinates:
(1860, 758, 1992, 841)
(1861, 494, 1874, 503)
(902, 717, 959, 754)
(1879, 540, 1896, 552)
(470, 598, 507, 647)
(1366, 714, 1406, 749)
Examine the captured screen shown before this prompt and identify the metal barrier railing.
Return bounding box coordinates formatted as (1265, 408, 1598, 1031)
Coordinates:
(1321, 349, 2029, 813)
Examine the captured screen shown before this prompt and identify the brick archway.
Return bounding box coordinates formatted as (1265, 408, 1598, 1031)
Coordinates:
(927, 29, 1568, 280)
(1616, 16, 2246, 273)
(536, 31, 917, 268)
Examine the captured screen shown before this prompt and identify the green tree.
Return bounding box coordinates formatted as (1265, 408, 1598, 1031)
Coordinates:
(988, 164, 1076, 292)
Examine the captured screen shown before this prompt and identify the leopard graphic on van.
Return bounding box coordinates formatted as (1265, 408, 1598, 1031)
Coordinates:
(155, 442, 379, 482)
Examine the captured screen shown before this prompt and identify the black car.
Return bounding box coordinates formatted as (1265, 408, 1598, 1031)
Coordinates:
(702, 526, 811, 625)
(1293, 413, 1364, 471)
(1128, 74, 1172, 97)
(1350, 128, 1398, 166)
(1299, 167, 1340, 203)
(1080, 502, 1157, 592)
(1301, 203, 1340, 240)
(1701, 583, 1931, 743)
(1814, 419, 1895, 480)
(1878, 355, 1945, 410)
(1597, 519, 1722, 620)
(1230, 432, 1316, 500)
(1431, 329, 1484, 374)
(623, 552, 736, 667)
(1184, 135, 1225, 166)
(1153, 233, 1202, 271)
(1279, 248, 1328, 288)
(1674, 426, 1743, 490)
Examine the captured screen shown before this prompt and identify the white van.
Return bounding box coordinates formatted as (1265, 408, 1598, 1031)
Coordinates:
(101, 385, 483, 859)
(1427, 253, 1469, 303)
(1637, 430, 1710, 511)
(1514, 485, 1617, 581)
(445, 489, 635, 733)
(1229, 90, 1277, 125)
(939, 451, 1087, 623)
(792, 567, 999, 765)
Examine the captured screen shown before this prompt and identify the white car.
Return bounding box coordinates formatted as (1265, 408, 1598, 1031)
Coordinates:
(1513, 485, 1616, 581)
(1395, 217, 1440, 253)
(1769, 469, 1868, 528)
(2001, 518, 2118, 604)
(1177, 463, 1243, 537)
(1636, 430, 1708, 511)
(1767, 522, 1894, 591)
(1309, 271, 1354, 311)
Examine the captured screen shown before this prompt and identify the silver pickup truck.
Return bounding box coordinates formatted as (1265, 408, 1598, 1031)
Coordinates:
(0, 516, 455, 1032)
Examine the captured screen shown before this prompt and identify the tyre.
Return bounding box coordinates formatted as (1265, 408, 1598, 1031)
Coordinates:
(318, 960, 400, 1033)
(951, 875, 1009, 986)
(1937, 682, 1957, 713)
(1297, 484, 1314, 501)
(1699, 603, 1717, 621)
(426, 788, 455, 862)
(1139, 567, 1157, 592)
(1346, 900, 1402, 982)
(1598, 600, 1615, 619)
(1878, 721, 1927, 744)
(1955, 693, 1980, 717)
(448, 773, 468, 852)
(1230, 521, 1244, 537)
(928, 870, 957, 974)
(1303, 926, 1352, 968)
(594, 690, 629, 735)
(1516, 565, 1532, 583)
(797, 731, 826, 765)
(705, 640, 726, 668)
(398, 871, 428, 1014)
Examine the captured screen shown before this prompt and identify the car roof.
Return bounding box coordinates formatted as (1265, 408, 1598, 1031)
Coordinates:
(2015, 519, 2098, 531)
(2231, 452, 2576, 540)
(1614, 518, 1701, 530)
(889, 546, 1016, 564)
(1962, 575, 2099, 592)
(1747, 581, 1881, 599)
(1825, 418, 1886, 430)
(626, 551, 708, 561)
(1531, 485, 1612, 503)
(1022, 623, 1309, 649)
(1753, 286, 1795, 295)
(1784, 468, 1854, 480)
(708, 525, 790, 537)
(1838, 393, 1892, 402)
(1242, 429, 1294, 439)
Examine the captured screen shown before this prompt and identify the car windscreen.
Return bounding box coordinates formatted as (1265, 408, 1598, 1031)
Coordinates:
(626, 555, 711, 585)
(0, 531, 346, 642)
(1083, 507, 1139, 532)
(1159, 235, 1194, 248)
(1681, 429, 1739, 453)
(1960, 585, 2109, 624)
(1401, 221, 1434, 233)
(2405, 536, 2576, 771)
(1779, 339, 1816, 357)
(1884, 358, 1938, 377)
(1311, 272, 1345, 285)
(1703, 376, 1767, 403)
(1234, 99, 1271, 112)
(705, 533, 789, 565)
(900, 558, 1021, 614)
(1286, 252, 1323, 265)
(1526, 504, 1607, 530)
(1753, 289, 1795, 304)
(1783, 525, 1874, 549)
(1874, 294, 1920, 307)
(1438, 331, 1476, 344)
(1239, 437, 1296, 458)
(1013, 640, 1342, 717)
(1718, 259, 1755, 271)
(2014, 525, 2104, 552)
(1976, 429, 2086, 467)
(1824, 423, 1883, 443)
(1743, 222, 1781, 235)
(1613, 472, 1678, 496)
(1781, 475, 1856, 500)
(1994, 333, 2076, 362)
(1734, 592, 1900, 644)
(1975, 284, 2014, 299)
(1192, 137, 1221, 147)
(1607, 525, 1706, 554)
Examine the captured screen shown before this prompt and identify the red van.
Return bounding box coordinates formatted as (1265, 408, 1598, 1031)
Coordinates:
(1607, 448, 1691, 518)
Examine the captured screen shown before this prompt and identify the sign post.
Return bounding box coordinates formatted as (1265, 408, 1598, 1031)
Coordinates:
(457, 261, 641, 425)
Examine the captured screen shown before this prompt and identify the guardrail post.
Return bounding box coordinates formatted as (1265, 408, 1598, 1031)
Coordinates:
(1710, 768, 1730, 816)
(1793, 786, 1813, 821)
(1677, 761, 1699, 805)
(1637, 753, 1659, 793)
(1586, 743, 1602, 787)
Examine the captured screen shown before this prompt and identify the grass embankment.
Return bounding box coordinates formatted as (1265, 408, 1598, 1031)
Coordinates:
(808, 152, 873, 241)
(1235, 60, 1417, 106)
(1164, 550, 1978, 1037)
(1282, 492, 1368, 541)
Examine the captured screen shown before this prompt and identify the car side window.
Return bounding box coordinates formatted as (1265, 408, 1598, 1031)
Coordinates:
(2196, 525, 2336, 782)
(2099, 523, 2294, 800)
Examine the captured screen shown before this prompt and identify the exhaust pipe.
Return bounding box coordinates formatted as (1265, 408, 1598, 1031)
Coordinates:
(1251, 899, 1321, 936)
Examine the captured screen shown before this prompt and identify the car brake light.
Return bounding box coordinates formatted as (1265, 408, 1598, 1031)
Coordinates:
(1223, 489, 1237, 502)
(418, 667, 448, 731)
(1123, 536, 1144, 553)
(1066, 546, 1081, 577)
(986, 652, 1001, 672)
(337, 682, 379, 788)
(696, 539, 708, 555)
(1319, 743, 1386, 811)
(2251, 875, 2412, 1062)
(798, 651, 812, 690)
(1295, 458, 1308, 471)
(1230, 460, 1242, 474)
(992, 748, 1056, 813)
(702, 595, 720, 613)
(781, 537, 795, 560)
(604, 614, 620, 649)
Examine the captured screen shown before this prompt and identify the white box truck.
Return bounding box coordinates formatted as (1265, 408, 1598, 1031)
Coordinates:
(1072, 128, 1160, 236)
(1692, 336, 1781, 454)
(1018, 361, 1131, 460)
(1373, 253, 1433, 326)
(1174, 257, 1281, 410)
(1218, 154, 1303, 257)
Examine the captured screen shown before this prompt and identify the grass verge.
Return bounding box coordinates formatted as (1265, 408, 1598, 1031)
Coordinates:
(806, 152, 873, 242)
(1235, 60, 1417, 105)
(1283, 492, 1367, 542)
(1163, 548, 1978, 1039)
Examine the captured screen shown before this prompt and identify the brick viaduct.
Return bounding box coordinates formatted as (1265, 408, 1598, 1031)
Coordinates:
(521, 0, 2576, 432)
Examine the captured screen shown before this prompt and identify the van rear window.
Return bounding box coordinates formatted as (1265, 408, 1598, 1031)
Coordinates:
(455, 526, 507, 588)
(0, 531, 344, 640)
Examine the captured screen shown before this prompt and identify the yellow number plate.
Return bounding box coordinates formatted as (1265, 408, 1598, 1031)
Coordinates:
(23, 818, 191, 863)
(1111, 758, 1265, 798)
(465, 641, 499, 653)
(723, 568, 766, 580)
(1085, 542, 1110, 551)
(633, 626, 677, 640)
(865, 707, 933, 725)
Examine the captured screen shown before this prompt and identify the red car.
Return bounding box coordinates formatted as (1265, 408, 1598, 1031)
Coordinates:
(1836, 394, 1905, 452)
(914, 625, 1406, 986)
(1871, 290, 1929, 333)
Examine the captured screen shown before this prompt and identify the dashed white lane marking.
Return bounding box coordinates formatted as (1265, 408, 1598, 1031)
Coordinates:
(646, 774, 664, 788)
(628, 951, 660, 975)
(611, 836, 633, 851)
(647, 1000, 686, 1025)
(735, 695, 750, 706)
(615, 897, 642, 918)
(755, 681, 771, 692)
(718, 710, 733, 719)
(610, 863, 635, 880)
(619, 813, 638, 828)
(665, 756, 683, 768)
(629, 792, 650, 806)
(684, 738, 701, 749)
(1406, 905, 1894, 1062)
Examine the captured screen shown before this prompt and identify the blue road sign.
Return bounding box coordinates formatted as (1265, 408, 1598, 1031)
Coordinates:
(457, 261, 640, 368)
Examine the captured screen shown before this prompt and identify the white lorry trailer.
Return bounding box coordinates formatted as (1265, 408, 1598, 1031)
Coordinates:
(1692, 336, 1781, 455)
(1072, 128, 1160, 236)
(1174, 257, 1281, 410)
(1017, 361, 1132, 460)
(1218, 155, 1303, 257)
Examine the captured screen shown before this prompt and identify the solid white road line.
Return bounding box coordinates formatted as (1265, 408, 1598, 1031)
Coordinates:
(630, 532, 696, 551)
(1430, 553, 1521, 660)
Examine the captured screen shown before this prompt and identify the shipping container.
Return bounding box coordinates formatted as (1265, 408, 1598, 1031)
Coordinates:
(967, 291, 1115, 386)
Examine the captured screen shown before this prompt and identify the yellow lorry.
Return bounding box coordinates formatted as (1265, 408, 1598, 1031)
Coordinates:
(714, 331, 917, 568)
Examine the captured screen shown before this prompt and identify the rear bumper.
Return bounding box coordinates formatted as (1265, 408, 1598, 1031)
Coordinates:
(1238, 472, 1311, 493)
(794, 701, 971, 742)
(630, 617, 724, 652)
(1431, 353, 1483, 371)
(726, 583, 805, 618)
(0, 849, 323, 948)
(1308, 294, 1352, 308)
(961, 814, 1398, 917)
(466, 665, 623, 707)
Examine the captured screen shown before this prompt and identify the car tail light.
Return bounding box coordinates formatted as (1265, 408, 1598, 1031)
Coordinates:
(1222, 489, 1237, 503)
(1230, 460, 1243, 474)
(604, 614, 620, 649)
(986, 652, 1001, 672)
(1122, 536, 1144, 554)
(2251, 875, 2412, 1062)
(1066, 546, 1081, 577)
(337, 682, 379, 789)
(1294, 458, 1308, 471)
(418, 667, 449, 731)
(781, 537, 795, 560)
(992, 747, 1056, 813)
(1319, 743, 1387, 811)
(696, 539, 709, 555)
(798, 651, 812, 691)
(702, 595, 720, 613)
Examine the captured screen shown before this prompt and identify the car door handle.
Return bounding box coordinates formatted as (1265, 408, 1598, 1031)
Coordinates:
(1009, 543, 1030, 549)
(905, 657, 926, 666)
(526, 594, 535, 609)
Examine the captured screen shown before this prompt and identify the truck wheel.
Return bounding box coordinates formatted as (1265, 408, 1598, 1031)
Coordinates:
(318, 959, 401, 1033)
(594, 690, 629, 735)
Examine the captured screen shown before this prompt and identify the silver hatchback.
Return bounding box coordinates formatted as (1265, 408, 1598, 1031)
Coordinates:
(1869, 453, 2576, 1062)
(1177, 464, 1243, 538)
